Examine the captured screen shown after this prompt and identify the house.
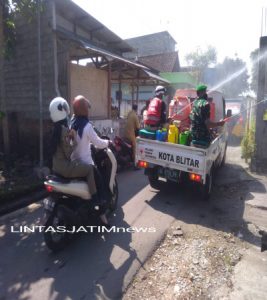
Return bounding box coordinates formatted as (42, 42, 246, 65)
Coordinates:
(0, 0, 168, 159)
(110, 32, 179, 113)
(124, 31, 177, 57)
(124, 31, 180, 73)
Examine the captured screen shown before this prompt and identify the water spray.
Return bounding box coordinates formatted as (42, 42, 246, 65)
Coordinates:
(223, 98, 266, 122)
(170, 96, 266, 124)
(169, 49, 267, 122)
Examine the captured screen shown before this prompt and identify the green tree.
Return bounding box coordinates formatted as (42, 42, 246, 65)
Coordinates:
(250, 48, 259, 94)
(185, 45, 217, 83)
(216, 56, 249, 97)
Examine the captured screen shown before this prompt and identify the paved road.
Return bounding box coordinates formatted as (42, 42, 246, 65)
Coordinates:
(0, 169, 180, 300)
(0, 146, 266, 300)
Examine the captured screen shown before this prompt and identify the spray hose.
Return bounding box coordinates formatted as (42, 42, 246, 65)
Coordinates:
(169, 97, 266, 123)
(223, 98, 266, 122)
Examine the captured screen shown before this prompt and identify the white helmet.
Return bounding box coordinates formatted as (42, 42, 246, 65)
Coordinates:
(49, 97, 70, 123)
(155, 85, 166, 97)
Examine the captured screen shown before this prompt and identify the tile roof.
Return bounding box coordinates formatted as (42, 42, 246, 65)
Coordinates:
(137, 52, 180, 72)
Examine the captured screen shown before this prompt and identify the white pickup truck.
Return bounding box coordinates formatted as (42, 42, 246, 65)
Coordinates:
(136, 90, 228, 199)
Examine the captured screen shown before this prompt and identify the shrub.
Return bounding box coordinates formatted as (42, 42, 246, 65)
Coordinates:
(241, 119, 256, 163)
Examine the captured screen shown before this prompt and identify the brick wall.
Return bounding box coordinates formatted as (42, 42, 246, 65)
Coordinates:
(1, 1, 56, 158)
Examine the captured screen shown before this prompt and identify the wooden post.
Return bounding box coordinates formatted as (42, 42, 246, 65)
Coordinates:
(107, 61, 111, 118)
(136, 84, 139, 108)
(118, 74, 122, 118)
(136, 70, 140, 109)
(253, 36, 267, 170)
(131, 83, 135, 108)
(37, 0, 43, 167)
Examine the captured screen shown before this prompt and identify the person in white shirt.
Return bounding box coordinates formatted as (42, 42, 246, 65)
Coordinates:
(70, 95, 111, 226)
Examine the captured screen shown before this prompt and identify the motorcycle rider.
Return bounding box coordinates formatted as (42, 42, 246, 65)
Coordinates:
(70, 95, 112, 226)
(145, 85, 167, 129)
(124, 104, 140, 165)
(49, 97, 98, 204)
(190, 85, 225, 147)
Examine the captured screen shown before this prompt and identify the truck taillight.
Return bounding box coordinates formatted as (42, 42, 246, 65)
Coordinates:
(45, 185, 54, 193)
(138, 161, 148, 168)
(189, 173, 202, 182)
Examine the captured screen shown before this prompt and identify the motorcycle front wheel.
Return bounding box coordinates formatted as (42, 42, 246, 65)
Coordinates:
(43, 209, 71, 252)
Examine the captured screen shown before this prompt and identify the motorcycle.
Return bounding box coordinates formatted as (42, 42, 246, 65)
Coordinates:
(113, 136, 134, 169)
(94, 126, 134, 170)
(43, 146, 118, 252)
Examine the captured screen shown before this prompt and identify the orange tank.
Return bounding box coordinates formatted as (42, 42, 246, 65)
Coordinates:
(174, 89, 197, 99)
(169, 96, 191, 121)
(210, 102, 215, 121)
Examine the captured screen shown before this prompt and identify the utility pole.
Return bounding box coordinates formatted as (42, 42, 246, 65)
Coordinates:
(253, 36, 267, 171)
(0, 0, 10, 155)
(37, 0, 43, 167)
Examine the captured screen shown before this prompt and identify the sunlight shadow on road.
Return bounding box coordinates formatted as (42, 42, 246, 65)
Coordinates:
(144, 161, 265, 249)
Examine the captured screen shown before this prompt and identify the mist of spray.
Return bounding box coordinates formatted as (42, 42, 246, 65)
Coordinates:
(209, 50, 267, 93)
(225, 98, 266, 122)
(170, 50, 267, 121)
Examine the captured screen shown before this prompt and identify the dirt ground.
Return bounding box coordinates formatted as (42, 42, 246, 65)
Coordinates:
(0, 157, 43, 203)
(123, 223, 245, 300)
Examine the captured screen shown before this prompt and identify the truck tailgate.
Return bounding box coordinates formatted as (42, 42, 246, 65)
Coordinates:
(136, 138, 207, 176)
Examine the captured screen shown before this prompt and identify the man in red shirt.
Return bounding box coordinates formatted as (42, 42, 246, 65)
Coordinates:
(145, 86, 167, 128)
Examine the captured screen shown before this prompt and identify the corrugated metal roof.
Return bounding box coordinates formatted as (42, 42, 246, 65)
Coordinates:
(80, 39, 170, 83)
(79, 40, 151, 70)
(55, 0, 132, 53)
(56, 29, 170, 84)
(145, 70, 170, 83)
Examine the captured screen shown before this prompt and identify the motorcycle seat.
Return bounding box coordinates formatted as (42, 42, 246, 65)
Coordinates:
(46, 174, 86, 184)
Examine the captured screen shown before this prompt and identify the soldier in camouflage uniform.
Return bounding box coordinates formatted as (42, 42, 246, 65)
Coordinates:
(190, 85, 225, 146)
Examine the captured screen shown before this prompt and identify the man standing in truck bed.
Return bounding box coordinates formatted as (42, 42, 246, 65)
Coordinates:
(190, 85, 225, 147)
(145, 85, 167, 129)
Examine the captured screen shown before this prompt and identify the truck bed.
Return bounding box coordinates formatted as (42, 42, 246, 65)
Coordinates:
(136, 133, 226, 182)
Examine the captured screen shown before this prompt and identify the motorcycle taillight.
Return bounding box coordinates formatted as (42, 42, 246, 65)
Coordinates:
(45, 185, 53, 193)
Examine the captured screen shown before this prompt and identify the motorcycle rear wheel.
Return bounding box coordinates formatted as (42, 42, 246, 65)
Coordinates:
(109, 178, 118, 212)
(44, 210, 70, 252)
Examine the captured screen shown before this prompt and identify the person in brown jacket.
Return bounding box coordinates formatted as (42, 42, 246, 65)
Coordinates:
(49, 97, 109, 226)
(124, 104, 140, 165)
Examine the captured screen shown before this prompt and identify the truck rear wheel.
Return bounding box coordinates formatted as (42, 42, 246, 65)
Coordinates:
(148, 174, 161, 189)
(145, 168, 161, 189)
(200, 169, 213, 201)
(220, 144, 227, 168)
(146, 168, 161, 190)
